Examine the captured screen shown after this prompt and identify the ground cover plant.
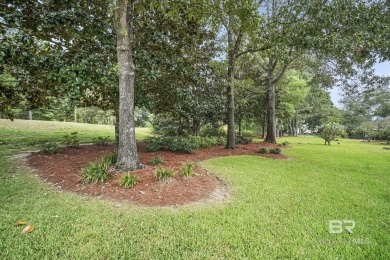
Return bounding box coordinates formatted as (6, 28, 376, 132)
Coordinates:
(0, 120, 389, 259)
(118, 173, 138, 188)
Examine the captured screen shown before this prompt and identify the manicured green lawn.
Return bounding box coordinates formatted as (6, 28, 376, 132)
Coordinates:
(0, 120, 389, 259)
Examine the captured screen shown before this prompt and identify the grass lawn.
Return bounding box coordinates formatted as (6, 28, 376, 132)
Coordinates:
(0, 120, 389, 259)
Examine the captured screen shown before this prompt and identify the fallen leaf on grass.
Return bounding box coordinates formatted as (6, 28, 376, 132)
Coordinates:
(21, 225, 34, 234)
(15, 221, 27, 226)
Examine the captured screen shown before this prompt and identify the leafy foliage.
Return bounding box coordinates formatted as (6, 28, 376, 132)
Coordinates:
(102, 153, 118, 166)
(317, 123, 344, 145)
(82, 161, 110, 184)
(63, 132, 80, 148)
(269, 148, 282, 155)
(181, 163, 194, 177)
(145, 135, 225, 154)
(92, 136, 111, 146)
(39, 142, 61, 155)
(355, 120, 390, 143)
(281, 141, 289, 146)
(235, 135, 253, 145)
(258, 148, 268, 154)
(150, 156, 164, 166)
(118, 173, 138, 188)
(155, 168, 174, 181)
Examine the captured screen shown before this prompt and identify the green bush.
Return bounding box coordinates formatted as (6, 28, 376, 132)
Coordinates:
(118, 173, 138, 188)
(281, 141, 289, 146)
(145, 135, 225, 153)
(40, 142, 62, 154)
(145, 136, 197, 153)
(155, 168, 174, 181)
(93, 136, 111, 146)
(235, 135, 253, 144)
(216, 136, 226, 146)
(181, 162, 194, 177)
(63, 132, 80, 148)
(258, 147, 268, 154)
(82, 161, 110, 183)
(317, 122, 344, 145)
(200, 124, 226, 138)
(144, 141, 162, 152)
(151, 155, 164, 166)
(270, 147, 282, 154)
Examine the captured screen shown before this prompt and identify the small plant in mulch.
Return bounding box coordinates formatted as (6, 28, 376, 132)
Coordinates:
(92, 136, 111, 146)
(180, 162, 194, 177)
(269, 147, 282, 154)
(39, 142, 62, 155)
(155, 168, 174, 181)
(258, 147, 268, 154)
(102, 153, 117, 166)
(118, 173, 138, 188)
(150, 155, 164, 166)
(82, 161, 110, 183)
(63, 132, 80, 148)
(277, 141, 289, 147)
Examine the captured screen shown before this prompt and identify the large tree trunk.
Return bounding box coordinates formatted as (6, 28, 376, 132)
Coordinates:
(114, 0, 142, 171)
(264, 59, 276, 143)
(226, 27, 236, 149)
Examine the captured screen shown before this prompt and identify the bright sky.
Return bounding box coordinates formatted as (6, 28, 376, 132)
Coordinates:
(330, 61, 390, 108)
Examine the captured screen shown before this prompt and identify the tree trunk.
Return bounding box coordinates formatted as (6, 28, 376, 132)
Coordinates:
(264, 59, 276, 143)
(261, 112, 266, 139)
(192, 119, 201, 136)
(74, 107, 77, 123)
(238, 117, 242, 136)
(226, 27, 236, 149)
(115, 108, 119, 146)
(114, 0, 142, 171)
(28, 110, 32, 120)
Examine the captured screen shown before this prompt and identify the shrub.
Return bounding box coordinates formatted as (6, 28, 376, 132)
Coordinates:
(102, 153, 117, 166)
(93, 136, 111, 146)
(200, 124, 226, 138)
(317, 123, 344, 145)
(82, 161, 110, 183)
(258, 147, 268, 154)
(63, 132, 80, 148)
(155, 168, 174, 181)
(281, 141, 289, 146)
(235, 135, 253, 144)
(181, 162, 194, 177)
(151, 155, 164, 166)
(270, 147, 282, 154)
(40, 142, 62, 154)
(118, 173, 138, 188)
(144, 140, 162, 152)
(216, 136, 226, 146)
(145, 135, 225, 153)
(189, 136, 217, 148)
(145, 136, 198, 153)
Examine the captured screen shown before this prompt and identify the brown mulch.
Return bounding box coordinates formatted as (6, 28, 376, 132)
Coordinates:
(26, 142, 288, 207)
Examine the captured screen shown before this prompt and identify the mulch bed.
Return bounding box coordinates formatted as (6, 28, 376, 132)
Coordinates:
(26, 142, 289, 207)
